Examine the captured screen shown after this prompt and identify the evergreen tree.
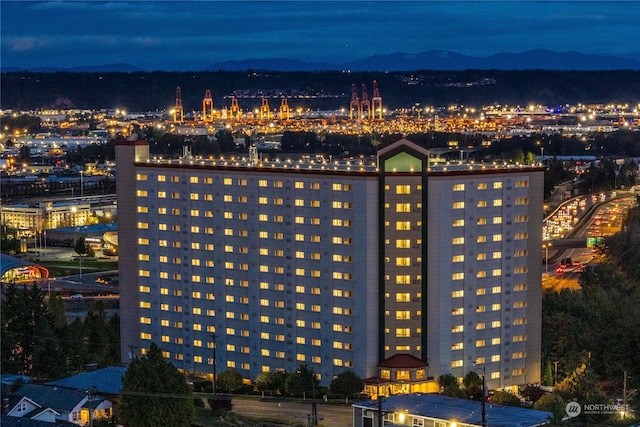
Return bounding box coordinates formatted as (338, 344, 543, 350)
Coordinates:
(462, 371, 483, 401)
(119, 343, 194, 427)
(329, 370, 364, 403)
(438, 373, 465, 398)
(74, 236, 87, 255)
(285, 364, 319, 399)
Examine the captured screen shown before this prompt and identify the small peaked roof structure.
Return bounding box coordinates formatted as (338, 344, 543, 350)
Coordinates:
(377, 354, 428, 369)
(377, 137, 430, 159)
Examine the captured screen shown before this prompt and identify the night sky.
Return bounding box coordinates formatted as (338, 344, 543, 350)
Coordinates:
(1, 1, 638, 71)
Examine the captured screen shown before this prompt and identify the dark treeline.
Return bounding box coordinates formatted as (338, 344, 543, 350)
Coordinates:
(2, 70, 639, 111)
(0, 284, 120, 380)
(539, 207, 640, 422)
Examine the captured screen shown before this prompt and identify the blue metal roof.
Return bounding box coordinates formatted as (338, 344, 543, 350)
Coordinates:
(353, 393, 552, 427)
(46, 366, 127, 396)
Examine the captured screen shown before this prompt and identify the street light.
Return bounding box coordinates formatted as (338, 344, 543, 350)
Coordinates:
(543, 243, 552, 275)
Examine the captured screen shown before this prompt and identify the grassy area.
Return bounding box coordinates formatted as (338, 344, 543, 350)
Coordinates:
(192, 407, 304, 427)
(39, 260, 118, 277)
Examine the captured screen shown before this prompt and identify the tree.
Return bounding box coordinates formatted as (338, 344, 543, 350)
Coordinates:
(519, 384, 545, 403)
(74, 236, 87, 255)
(438, 373, 465, 398)
(255, 371, 284, 397)
(490, 390, 521, 407)
(0, 283, 52, 376)
(329, 370, 363, 403)
(534, 393, 566, 422)
(216, 369, 243, 394)
(18, 145, 31, 162)
(285, 364, 319, 399)
(462, 371, 483, 401)
(119, 343, 194, 427)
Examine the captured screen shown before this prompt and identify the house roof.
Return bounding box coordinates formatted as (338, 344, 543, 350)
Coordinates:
(12, 384, 87, 412)
(46, 366, 126, 395)
(353, 394, 553, 427)
(0, 374, 32, 386)
(1, 414, 71, 427)
(24, 406, 60, 419)
(377, 354, 428, 369)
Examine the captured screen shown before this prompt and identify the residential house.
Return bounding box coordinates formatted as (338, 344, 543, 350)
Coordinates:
(2, 383, 112, 425)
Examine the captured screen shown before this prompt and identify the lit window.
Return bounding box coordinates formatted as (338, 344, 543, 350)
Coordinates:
(396, 257, 411, 266)
(396, 239, 411, 248)
(396, 275, 411, 285)
(396, 310, 411, 320)
(396, 221, 411, 230)
(396, 185, 410, 194)
(396, 293, 411, 302)
(396, 203, 411, 212)
(395, 328, 411, 337)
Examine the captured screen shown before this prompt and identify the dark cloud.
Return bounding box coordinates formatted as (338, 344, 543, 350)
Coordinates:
(1, 1, 638, 70)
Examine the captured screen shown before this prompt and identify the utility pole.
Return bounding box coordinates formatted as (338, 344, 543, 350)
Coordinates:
(482, 366, 487, 427)
(211, 333, 217, 395)
(623, 370, 627, 418)
(86, 386, 97, 427)
(374, 395, 389, 427)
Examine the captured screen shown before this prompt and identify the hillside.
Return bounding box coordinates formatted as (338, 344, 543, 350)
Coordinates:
(2, 70, 639, 112)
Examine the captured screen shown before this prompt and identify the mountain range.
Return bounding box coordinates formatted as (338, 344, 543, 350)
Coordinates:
(3, 49, 639, 73)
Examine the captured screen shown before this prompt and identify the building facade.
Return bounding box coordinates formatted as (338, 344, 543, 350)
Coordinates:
(116, 138, 543, 391)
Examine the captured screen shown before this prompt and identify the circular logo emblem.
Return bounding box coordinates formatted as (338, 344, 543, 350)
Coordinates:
(565, 401, 581, 417)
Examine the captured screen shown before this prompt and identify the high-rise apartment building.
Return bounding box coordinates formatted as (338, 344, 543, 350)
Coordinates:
(116, 138, 543, 391)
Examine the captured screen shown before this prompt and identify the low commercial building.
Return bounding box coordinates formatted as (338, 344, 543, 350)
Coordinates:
(352, 393, 552, 427)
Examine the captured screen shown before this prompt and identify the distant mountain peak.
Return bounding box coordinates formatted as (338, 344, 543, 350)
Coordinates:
(3, 49, 639, 73)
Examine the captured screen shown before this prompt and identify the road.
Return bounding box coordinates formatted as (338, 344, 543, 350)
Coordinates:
(229, 396, 354, 427)
(543, 194, 636, 290)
